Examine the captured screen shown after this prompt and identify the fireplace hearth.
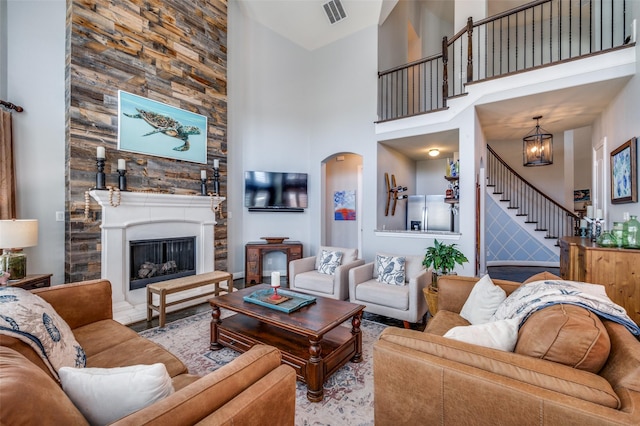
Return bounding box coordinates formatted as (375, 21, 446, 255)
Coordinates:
(130, 237, 196, 290)
(89, 190, 224, 324)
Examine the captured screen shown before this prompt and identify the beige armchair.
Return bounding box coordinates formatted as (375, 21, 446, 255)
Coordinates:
(349, 253, 430, 327)
(288, 246, 364, 300)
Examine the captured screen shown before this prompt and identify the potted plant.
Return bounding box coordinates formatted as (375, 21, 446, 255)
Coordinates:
(422, 239, 469, 315)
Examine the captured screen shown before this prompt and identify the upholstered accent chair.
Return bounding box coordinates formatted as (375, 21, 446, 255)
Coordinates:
(288, 246, 364, 300)
(349, 253, 430, 327)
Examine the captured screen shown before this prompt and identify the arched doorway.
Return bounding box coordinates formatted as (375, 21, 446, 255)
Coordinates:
(322, 153, 363, 255)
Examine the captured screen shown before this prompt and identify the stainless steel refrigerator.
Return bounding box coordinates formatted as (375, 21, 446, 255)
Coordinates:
(406, 195, 453, 231)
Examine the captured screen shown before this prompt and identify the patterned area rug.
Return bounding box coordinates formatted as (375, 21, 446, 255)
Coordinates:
(140, 310, 386, 425)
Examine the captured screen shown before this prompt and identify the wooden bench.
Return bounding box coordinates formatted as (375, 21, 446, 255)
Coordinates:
(147, 271, 233, 327)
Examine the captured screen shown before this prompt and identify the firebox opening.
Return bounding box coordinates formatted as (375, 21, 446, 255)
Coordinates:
(129, 236, 196, 290)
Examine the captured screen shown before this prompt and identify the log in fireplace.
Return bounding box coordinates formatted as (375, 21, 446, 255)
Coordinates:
(129, 236, 196, 290)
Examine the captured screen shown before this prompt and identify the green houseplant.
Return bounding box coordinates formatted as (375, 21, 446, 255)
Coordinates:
(422, 239, 469, 315)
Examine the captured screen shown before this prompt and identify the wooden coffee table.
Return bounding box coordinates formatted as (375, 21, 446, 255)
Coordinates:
(209, 284, 365, 402)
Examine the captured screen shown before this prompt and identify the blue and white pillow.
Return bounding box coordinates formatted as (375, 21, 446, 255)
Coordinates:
(317, 250, 343, 275)
(376, 255, 406, 285)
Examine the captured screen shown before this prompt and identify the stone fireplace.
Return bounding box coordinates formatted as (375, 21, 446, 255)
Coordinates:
(90, 190, 225, 324)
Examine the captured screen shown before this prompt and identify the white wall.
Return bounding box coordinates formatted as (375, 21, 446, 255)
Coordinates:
(417, 158, 449, 195)
(308, 26, 379, 260)
(573, 126, 593, 208)
(228, 3, 313, 276)
(591, 1, 640, 228)
(2, 0, 66, 284)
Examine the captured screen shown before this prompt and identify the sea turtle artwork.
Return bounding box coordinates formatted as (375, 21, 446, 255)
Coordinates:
(123, 108, 201, 152)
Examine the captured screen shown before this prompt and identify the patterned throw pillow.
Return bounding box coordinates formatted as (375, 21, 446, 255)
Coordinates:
(376, 255, 406, 285)
(317, 250, 343, 275)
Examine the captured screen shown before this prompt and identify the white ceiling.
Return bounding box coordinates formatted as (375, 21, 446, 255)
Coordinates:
(236, 0, 386, 51)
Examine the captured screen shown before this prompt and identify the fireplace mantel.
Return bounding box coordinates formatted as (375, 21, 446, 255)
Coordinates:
(90, 190, 225, 324)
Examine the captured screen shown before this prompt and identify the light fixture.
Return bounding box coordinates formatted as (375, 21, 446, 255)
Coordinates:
(0, 219, 39, 280)
(428, 149, 440, 157)
(523, 115, 553, 166)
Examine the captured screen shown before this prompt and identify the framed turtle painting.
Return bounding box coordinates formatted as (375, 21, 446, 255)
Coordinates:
(610, 137, 637, 204)
(118, 90, 207, 164)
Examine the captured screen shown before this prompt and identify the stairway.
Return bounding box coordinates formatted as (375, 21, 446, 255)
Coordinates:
(484, 145, 580, 265)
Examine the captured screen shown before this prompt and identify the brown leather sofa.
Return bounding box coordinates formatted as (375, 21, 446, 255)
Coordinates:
(0, 279, 296, 425)
(374, 275, 640, 425)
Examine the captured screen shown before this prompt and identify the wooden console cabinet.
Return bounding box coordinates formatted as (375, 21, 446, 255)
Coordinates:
(245, 241, 303, 286)
(559, 236, 640, 325)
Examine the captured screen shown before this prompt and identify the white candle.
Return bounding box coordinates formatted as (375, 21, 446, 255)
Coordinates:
(580, 219, 587, 228)
(271, 271, 280, 287)
(596, 209, 603, 219)
(586, 206, 594, 218)
(97, 146, 105, 159)
(201, 170, 207, 179)
(118, 159, 126, 170)
(214, 159, 219, 169)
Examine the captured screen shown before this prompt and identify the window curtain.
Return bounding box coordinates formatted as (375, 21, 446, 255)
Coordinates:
(0, 109, 17, 219)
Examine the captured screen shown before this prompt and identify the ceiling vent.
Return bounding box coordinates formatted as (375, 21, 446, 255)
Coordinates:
(323, 0, 347, 25)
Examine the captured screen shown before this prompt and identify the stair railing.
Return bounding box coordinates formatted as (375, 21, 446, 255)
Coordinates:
(378, 0, 632, 122)
(486, 145, 580, 242)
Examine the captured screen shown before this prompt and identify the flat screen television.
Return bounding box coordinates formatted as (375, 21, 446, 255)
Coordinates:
(244, 171, 308, 212)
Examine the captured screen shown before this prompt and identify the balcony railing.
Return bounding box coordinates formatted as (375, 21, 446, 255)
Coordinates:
(378, 0, 632, 122)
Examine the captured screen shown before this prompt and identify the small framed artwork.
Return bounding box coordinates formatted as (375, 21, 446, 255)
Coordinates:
(610, 137, 637, 204)
(118, 90, 208, 164)
(334, 190, 356, 220)
(573, 189, 590, 202)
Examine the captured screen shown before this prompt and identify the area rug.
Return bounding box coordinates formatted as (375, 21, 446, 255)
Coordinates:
(140, 310, 386, 425)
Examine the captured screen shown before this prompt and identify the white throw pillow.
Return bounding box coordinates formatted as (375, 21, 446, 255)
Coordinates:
(317, 250, 343, 275)
(444, 318, 520, 352)
(375, 255, 406, 285)
(460, 274, 506, 324)
(59, 363, 174, 426)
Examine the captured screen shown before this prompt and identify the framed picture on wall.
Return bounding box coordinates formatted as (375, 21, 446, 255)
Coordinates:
(118, 90, 208, 164)
(573, 189, 590, 202)
(610, 137, 637, 204)
(334, 190, 356, 220)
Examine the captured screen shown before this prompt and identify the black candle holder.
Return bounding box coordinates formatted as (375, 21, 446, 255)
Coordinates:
(118, 169, 127, 191)
(213, 167, 220, 195)
(95, 158, 106, 190)
(200, 178, 208, 196)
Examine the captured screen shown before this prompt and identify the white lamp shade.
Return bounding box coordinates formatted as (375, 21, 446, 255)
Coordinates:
(0, 220, 39, 249)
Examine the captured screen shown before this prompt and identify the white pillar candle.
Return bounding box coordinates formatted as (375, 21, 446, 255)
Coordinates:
(97, 146, 106, 159)
(586, 206, 594, 218)
(271, 271, 280, 287)
(580, 219, 587, 228)
(213, 159, 219, 169)
(117, 159, 126, 170)
(201, 170, 207, 179)
(596, 209, 603, 219)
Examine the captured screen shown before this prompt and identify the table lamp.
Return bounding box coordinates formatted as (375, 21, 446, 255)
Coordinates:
(0, 219, 39, 280)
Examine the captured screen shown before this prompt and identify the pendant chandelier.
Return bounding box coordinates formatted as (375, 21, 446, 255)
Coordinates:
(523, 115, 553, 166)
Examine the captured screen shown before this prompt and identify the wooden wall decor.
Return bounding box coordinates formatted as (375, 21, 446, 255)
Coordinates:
(66, 0, 228, 283)
(384, 173, 407, 216)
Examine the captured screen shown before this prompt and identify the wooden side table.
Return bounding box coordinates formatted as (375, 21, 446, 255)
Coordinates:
(245, 241, 303, 285)
(7, 273, 52, 290)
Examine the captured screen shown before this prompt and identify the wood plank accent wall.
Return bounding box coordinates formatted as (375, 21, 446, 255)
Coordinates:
(66, 0, 227, 283)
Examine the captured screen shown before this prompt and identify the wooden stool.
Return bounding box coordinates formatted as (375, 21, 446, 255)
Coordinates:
(146, 271, 233, 327)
